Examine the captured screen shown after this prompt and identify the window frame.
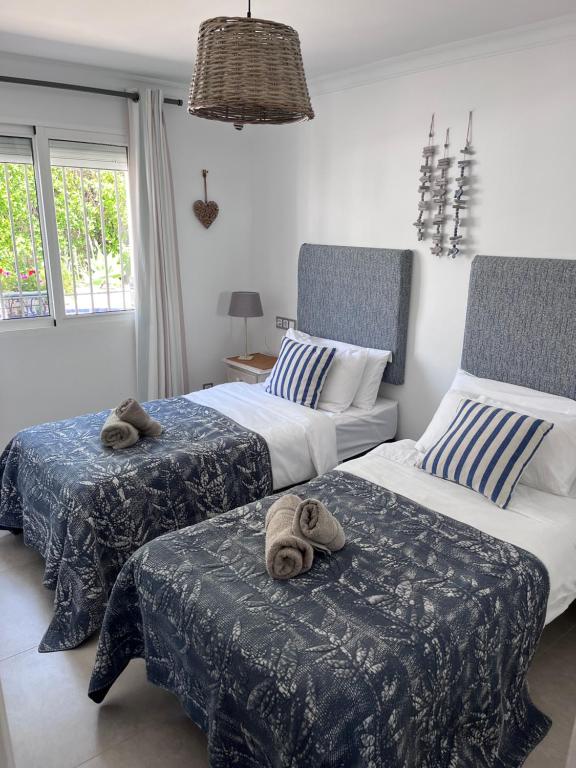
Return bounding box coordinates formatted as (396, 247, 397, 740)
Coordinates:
(0, 123, 134, 333)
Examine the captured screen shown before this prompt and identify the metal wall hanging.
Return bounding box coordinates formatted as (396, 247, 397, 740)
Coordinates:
(193, 169, 219, 229)
(413, 111, 474, 258)
(430, 129, 451, 257)
(413, 114, 435, 242)
(188, 0, 314, 131)
(448, 111, 473, 258)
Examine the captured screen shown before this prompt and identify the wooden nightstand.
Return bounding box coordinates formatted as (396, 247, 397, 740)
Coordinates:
(223, 353, 277, 384)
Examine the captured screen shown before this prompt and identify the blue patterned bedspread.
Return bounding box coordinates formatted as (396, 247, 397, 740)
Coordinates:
(0, 398, 272, 652)
(89, 470, 550, 767)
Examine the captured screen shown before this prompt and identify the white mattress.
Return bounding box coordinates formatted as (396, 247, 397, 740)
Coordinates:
(328, 398, 397, 462)
(185, 383, 398, 491)
(341, 440, 576, 624)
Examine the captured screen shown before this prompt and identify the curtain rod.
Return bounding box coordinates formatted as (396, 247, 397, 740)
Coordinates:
(0, 75, 184, 105)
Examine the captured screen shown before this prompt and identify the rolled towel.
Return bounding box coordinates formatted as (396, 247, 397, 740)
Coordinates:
(292, 498, 345, 554)
(265, 494, 314, 580)
(115, 398, 162, 437)
(100, 411, 140, 450)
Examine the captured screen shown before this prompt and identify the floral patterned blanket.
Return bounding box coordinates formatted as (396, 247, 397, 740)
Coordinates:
(0, 398, 272, 652)
(89, 470, 550, 767)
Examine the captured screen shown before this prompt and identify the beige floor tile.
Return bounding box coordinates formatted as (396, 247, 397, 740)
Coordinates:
(0, 560, 54, 661)
(0, 640, 204, 768)
(78, 720, 208, 768)
(539, 602, 576, 652)
(0, 532, 42, 576)
(525, 627, 576, 767)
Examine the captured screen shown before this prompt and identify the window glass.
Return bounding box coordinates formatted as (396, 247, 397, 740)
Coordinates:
(0, 136, 49, 320)
(49, 140, 133, 315)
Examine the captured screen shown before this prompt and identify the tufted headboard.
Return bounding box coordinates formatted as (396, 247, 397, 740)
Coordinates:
(297, 244, 413, 385)
(461, 255, 576, 399)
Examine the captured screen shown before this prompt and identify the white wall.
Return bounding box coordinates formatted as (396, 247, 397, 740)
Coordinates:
(0, 53, 254, 446)
(2, 34, 575, 447)
(249, 38, 576, 439)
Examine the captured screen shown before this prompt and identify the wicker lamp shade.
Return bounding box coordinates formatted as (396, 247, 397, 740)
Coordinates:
(188, 16, 314, 128)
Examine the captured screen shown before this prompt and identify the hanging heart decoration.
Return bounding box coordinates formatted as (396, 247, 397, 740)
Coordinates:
(193, 169, 219, 228)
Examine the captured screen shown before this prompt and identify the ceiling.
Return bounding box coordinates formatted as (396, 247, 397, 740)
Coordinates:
(0, 0, 574, 82)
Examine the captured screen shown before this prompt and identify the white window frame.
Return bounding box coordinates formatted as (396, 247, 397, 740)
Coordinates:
(0, 123, 134, 333)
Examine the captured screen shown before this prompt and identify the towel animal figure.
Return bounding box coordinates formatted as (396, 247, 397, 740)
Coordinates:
(265, 494, 314, 580)
(115, 398, 163, 437)
(292, 498, 346, 554)
(100, 411, 139, 450)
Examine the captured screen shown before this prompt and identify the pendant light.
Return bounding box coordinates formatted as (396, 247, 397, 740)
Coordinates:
(188, 0, 314, 130)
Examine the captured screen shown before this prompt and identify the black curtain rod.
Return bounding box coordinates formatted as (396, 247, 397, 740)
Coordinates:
(0, 75, 184, 106)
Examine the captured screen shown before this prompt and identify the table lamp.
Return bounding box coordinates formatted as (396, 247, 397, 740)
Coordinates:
(228, 291, 263, 360)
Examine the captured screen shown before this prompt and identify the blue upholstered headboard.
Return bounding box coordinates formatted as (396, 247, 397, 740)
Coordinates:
(297, 244, 413, 385)
(461, 255, 576, 399)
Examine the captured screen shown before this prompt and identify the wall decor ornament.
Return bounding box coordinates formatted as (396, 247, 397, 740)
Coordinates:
(448, 111, 473, 258)
(413, 114, 436, 242)
(430, 128, 451, 257)
(193, 169, 219, 229)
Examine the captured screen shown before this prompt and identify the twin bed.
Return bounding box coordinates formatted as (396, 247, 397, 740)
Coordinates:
(88, 255, 576, 767)
(2, 247, 575, 766)
(0, 243, 412, 651)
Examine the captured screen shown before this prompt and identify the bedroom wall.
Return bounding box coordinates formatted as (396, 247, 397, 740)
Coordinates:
(248, 36, 576, 439)
(0, 53, 253, 447)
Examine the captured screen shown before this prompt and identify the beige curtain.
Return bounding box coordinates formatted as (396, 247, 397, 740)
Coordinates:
(128, 89, 188, 400)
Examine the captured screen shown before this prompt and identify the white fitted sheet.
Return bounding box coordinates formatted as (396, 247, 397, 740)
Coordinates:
(185, 383, 337, 490)
(340, 440, 576, 624)
(328, 398, 397, 462)
(185, 385, 399, 490)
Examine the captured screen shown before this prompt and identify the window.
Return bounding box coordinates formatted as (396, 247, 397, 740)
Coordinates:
(50, 141, 133, 315)
(0, 126, 133, 328)
(0, 135, 49, 320)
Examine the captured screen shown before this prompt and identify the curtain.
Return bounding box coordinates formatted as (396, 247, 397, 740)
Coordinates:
(128, 89, 188, 401)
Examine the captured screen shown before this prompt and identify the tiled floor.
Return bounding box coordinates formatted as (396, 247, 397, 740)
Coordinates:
(0, 530, 574, 768)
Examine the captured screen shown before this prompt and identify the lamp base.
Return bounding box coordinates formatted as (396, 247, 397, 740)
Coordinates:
(238, 354, 254, 361)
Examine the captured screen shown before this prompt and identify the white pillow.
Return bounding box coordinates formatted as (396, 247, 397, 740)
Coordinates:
(415, 370, 576, 498)
(285, 330, 368, 413)
(451, 369, 576, 417)
(288, 329, 391, 410)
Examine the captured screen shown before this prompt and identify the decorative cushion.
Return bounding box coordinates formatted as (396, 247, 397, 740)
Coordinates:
(288, 329, 390, 410)
(415, 369, 576, 497)
(419, 398, 554, 508)
(286, 329, 368, 413)
(265, 337, 336, 409)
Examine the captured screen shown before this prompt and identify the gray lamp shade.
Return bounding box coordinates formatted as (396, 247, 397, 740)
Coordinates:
(228, 291, 263, 318)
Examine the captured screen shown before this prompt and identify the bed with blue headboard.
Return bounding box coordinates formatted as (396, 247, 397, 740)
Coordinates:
(297, 243, 413, 384)
(461, 254, 576, 398)
(0, 242, 414, 655)
(88, 254, 576, 767)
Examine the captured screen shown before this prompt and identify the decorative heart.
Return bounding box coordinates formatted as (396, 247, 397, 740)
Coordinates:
(193, 200, 219, 229)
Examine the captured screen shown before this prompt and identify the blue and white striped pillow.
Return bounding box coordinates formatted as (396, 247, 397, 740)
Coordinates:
(266, 337, 336, 409)
(419, 398, 553, 508)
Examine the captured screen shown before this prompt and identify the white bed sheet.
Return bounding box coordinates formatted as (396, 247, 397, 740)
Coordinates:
(185, 382, 337, 490)
(328, 398, 397, 462)
(340, 439, 576, 624)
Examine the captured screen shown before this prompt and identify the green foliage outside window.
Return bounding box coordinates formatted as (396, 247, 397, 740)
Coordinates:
(0, 162, 132, 313)
(0, 163, 45, 293)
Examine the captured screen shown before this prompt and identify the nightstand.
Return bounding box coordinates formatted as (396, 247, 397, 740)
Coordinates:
(223, 353, 277, 384)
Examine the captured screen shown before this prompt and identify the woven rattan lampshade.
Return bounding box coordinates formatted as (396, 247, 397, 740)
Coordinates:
(188, 16, 314, 129)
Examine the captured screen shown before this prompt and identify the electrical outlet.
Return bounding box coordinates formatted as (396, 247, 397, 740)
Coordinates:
(276, 316, 296, 330)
